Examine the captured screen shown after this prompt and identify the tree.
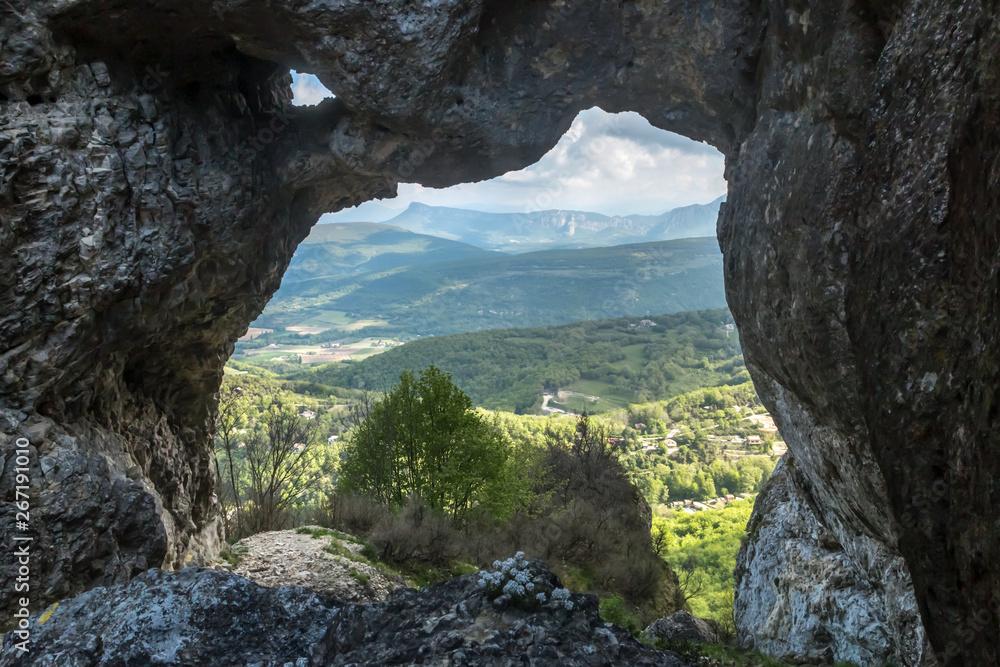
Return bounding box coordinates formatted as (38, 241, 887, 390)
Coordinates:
(214, 381, 248, 536)
(241, 395, 322, 534)
(337, 367, 509, 521)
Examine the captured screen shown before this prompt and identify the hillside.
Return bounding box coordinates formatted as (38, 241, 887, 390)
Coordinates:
(383, 198, 724, 252)
(291, 309, 747, 413)
(279, 222, 498, 285)
(254, 236, 726, 340)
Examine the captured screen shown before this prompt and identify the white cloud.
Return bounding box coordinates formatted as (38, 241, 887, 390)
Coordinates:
(323, 107, 726, 221)
(290, 71, 335, 106)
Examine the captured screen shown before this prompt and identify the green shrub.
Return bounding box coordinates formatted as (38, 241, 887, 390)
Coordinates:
(599, 594, 643, 636)
(368, 496, 458, 566)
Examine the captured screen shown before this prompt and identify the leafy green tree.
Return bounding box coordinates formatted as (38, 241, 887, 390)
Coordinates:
(338, 367, 509, 521)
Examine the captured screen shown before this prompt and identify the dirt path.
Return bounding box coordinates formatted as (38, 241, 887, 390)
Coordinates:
(217, 528, 406, 603)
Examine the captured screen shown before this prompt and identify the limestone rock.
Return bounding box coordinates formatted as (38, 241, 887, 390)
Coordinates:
(310, 564, 688, 666)
(222, 529, 404, 603)
(0, 563, 685, 667)
(734, 457, 934, 666)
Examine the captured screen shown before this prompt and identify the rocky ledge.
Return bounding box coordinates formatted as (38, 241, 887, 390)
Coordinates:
(1, 561, 687, 666)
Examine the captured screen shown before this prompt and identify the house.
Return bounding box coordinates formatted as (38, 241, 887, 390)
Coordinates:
(746, 435, 763, 446)
(299, 409, 317, 420)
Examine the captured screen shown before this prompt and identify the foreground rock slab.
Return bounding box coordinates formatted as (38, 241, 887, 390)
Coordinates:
(1, 564, 687, 667)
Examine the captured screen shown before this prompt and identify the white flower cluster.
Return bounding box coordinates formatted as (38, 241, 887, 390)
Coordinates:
(551, 587, 574, 610)
(475, 552, 575, 610)
(477, 551, 532, 599)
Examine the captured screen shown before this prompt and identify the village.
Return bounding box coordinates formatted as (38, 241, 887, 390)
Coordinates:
(667, 492, 754, 513)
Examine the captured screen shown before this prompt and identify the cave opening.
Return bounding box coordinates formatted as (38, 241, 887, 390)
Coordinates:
(224, 74, 771, 639)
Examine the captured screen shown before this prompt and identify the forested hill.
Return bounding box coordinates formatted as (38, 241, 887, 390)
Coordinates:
(277, 222, 498, 286)
(257, 236, 727, 338)
(292, 310, 747, 413)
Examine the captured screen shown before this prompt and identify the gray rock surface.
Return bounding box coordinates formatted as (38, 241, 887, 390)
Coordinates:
(2, 1, 999, 664)
(735, 457, 934, 666)
(0, 567, 339, 666)
(222, 529, 403, 603)
(0, 562, 685, 667)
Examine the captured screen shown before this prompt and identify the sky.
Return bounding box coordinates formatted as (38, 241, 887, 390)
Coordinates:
(290, 72, 727, 221)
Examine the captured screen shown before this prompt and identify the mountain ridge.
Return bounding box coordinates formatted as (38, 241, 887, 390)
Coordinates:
(259, 235, 727, 338)
(348, 197, 726, 252)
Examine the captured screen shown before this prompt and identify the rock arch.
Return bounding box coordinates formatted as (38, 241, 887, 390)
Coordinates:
(1, 1, 997, 665)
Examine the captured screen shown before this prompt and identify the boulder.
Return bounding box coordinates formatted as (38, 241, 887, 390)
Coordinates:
(643, 611, 721, 646)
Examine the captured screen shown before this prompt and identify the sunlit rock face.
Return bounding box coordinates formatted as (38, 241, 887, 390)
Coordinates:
(1, 1, 998, 664)
(735, 457, 933, 665)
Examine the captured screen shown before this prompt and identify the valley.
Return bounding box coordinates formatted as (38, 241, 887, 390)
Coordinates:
(285, 309, 746, 413)
(221, 204, 778, 642)
(238, 216, 728, 376)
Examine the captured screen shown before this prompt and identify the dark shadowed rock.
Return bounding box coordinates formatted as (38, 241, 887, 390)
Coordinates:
(310, 563, 688, 666)
(0, 563, 685, 667)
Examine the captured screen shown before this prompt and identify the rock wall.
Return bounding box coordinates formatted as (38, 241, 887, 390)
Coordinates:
(735, 457, 933, 665)
(0, 0, 393, 610)
(1, 1, 998, 664)
(719, 2, 1000, 664)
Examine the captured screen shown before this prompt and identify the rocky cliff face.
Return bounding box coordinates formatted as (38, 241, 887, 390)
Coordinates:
(1, 1, 998, 665)
(735, 457, 934, 665)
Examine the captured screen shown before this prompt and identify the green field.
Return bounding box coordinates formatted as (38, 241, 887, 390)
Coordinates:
(550, 384, 630, 413)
